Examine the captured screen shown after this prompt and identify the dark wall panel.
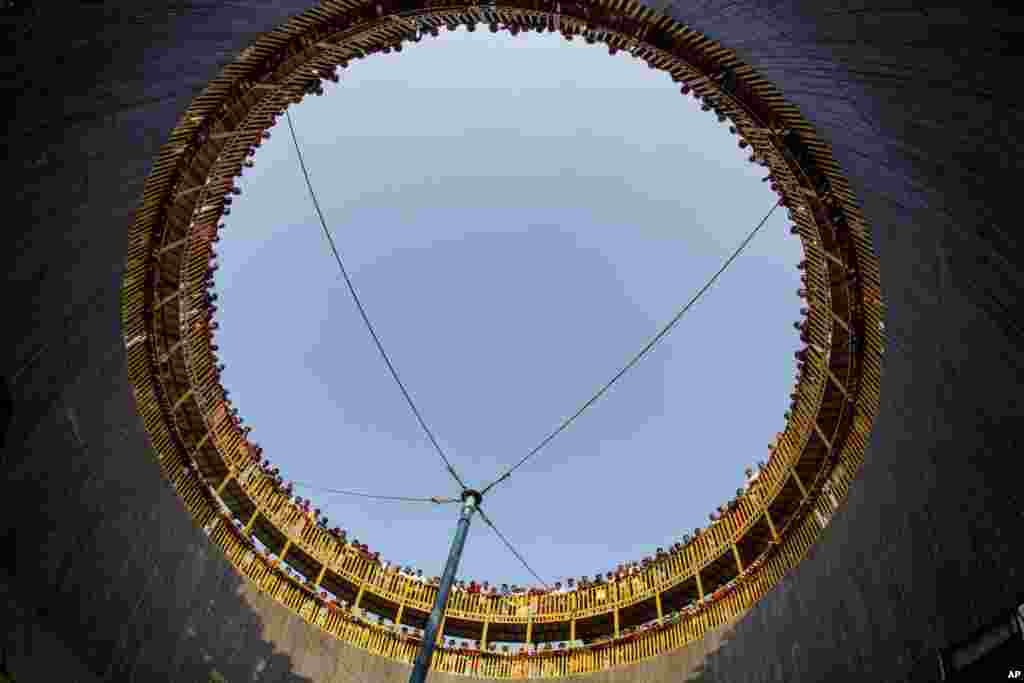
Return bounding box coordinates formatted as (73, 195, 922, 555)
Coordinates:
(2, 1, 1022, 681)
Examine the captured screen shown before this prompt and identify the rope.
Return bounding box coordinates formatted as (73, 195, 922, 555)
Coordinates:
(285, 110, 468, 492)
(477, 506, 550, 590)
(480, 199, 783, 496)
(291, 481, 459, 504)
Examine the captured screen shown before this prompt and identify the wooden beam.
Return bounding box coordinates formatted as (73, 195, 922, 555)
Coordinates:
(153, 288, 182, 311)
(157, 236, 188, 255)
(655, 591, 663, 619)
(159, 337, 186, 363)
(827, 367, 850, 398)
(791, 470, 808, 500)
(613, 607, 620, 639)
(189, 430, 213, 458)
(731, 543, 744, 574)
(436, 614, 446, 646)
(813, 421, 833, 452)
(354, 582, 366, 609)
(823, 250, 845, 269)
(216, 473, 233, 495)
(174, 184, 206, 201)
(764, 509, 779, 543)
(526, 618, 533, 645)
(315, 563, 327, 588)
(480, 619, 489, 649)
(173, 388, 195, 411)
(243, 508, 260, 534)
(695, 568, 705, 602)
(832, 312, 851, 335)
(211, 126, 264, 141)
(569, 618, 576, 643)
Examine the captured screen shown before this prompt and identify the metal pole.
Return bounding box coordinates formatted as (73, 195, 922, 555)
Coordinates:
(409, 489, 480, 683)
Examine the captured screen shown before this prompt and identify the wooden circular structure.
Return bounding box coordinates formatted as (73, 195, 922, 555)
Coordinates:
(121, 0, 883, 677)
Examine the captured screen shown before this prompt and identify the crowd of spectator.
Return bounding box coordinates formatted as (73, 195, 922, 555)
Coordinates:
(180, 0, 859, 632)
(214, 501, 767, 658)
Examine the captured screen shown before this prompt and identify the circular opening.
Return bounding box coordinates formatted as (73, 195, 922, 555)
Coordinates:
(217, 27, 802, 587)
(123, 0, 882, 674)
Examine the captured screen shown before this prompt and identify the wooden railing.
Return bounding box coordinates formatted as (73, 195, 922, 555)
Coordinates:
(121, 0, 884, 676)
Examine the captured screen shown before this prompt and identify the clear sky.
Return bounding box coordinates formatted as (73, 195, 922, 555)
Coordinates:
(217, 28, 801, 589)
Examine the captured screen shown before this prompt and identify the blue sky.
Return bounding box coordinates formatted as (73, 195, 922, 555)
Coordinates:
(217, 29, 800, 588)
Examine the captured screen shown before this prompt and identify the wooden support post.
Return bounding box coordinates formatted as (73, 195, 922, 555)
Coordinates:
(655, 591, 663, 619)
(394, 579, 409, 625)
(526, 618, 533, 646)
(832, 312, 851, 334)
(613, 607, 620, 639)
(827, 367, 850, 398)
(814, 421, 833, 452)
(480, 619, 489, 649)
(695, 570, 705, 602)
(354, 583, 366, 609)
(823, 250, 845, 269)
(243, 508, 260, 535)
(791, 470, 808, 500)
(191, 428, 213, 456)
(765, 509, 779, 543)
(216, 473, 233, 495)
(315, 563, 327, 588)
(280, 539, 292, 563)
(732, 543, 744, 574)
(570, 618, 576, 643)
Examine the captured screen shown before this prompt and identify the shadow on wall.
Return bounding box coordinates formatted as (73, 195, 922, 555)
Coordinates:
(0, 512, 318, 683)
(0, 0, 333, 680)
(0, 299, 325, 683)
(0, 377, 10, 451)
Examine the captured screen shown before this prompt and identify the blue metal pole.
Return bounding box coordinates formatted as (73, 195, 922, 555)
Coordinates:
(409, 490, 479, 683)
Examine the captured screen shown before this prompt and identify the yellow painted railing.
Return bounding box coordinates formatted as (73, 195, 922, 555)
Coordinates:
(121, 0, 883, 676)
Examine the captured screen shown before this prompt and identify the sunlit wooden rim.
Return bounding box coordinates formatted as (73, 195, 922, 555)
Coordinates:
(121, 0, 883, 676)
